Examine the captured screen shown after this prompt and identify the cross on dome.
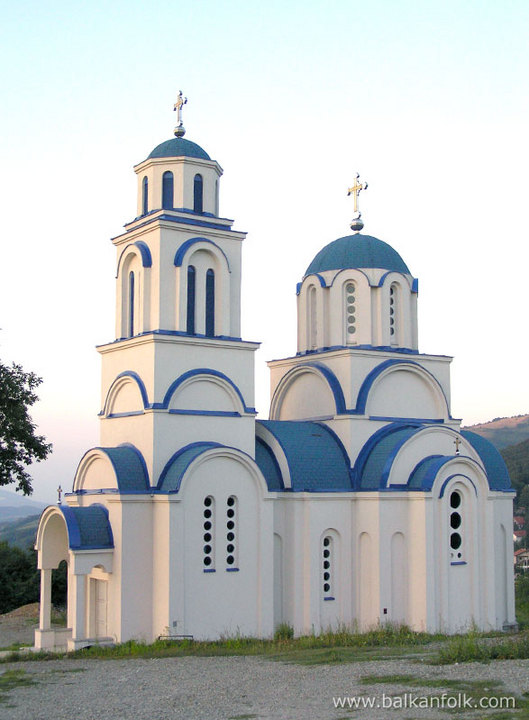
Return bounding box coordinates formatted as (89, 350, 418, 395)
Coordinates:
(347, 173, 368, 233)
(174, 90, 188, 137)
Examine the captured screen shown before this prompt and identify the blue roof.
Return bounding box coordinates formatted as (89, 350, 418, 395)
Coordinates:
(461, 430, 512, 491)
(256, 420, 352, 491)
(355, 423, 422, 490)
(147, 137, 211, 161)
(306, 234, 410, 276)
(157, 442, 222, 493)
(60, 505, 114, 550)
(255, 437, 284, 491)
(98, 446, 150, 492)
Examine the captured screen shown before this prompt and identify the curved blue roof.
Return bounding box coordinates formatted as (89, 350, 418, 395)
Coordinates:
(157, 442, 222, 493)
(60, 505, 114, 550)
(147, 137, 211, 161)
(355, 423, 422, 490)
(256, 420, 352, 492)
(306, 234, 410, 276)
(255, 437, 284, 491)
(461, 430, 512, 491)
(95, 445, 150, 492)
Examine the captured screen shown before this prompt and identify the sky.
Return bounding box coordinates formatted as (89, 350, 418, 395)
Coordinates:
(0, 0, 528, 504)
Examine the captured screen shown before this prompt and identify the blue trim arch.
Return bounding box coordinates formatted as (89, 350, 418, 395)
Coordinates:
(271, 362, 347, 417)
(101, 371, 150, 416)
(355, 359, 450, 417)
(174, 237, 231, 272)
(160, 368, 255, 414)
(116, 241, 153, 278)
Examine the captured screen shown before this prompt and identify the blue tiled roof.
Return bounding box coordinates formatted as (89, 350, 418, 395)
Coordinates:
(60, 505, 114, 550)
(255, 437, 284, 491)
(407, 455, 452, 490)
(157, 442, 222, 493)
(256, 420, 352, 491)
(99, 446, 150, 492)
(147, 137, 211, 161)
(306, 234, 410, 275)
(461, 430, 512, 491)
(355, 423, 422, 490)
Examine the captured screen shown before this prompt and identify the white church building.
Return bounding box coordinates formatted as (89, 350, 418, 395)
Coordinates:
(35, 100, 516, 651)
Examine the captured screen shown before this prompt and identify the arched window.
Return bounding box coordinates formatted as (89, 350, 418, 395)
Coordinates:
(308, 286, 317, 350)
(344, 282, 356, 343)
(449, 490, 464, 562)
(203, 496, 215, 571)
(390, 283, 398, 343)
(226, 496, 238, 570)
(205, 268, 215, 337)
(128, 271, 135, 337)
(186, 265, 196, 335)
(162, 171, 173, 210)
(142, 176, 148, 215)
(194, 174, 203, 213)
(322, 535, 334, 599)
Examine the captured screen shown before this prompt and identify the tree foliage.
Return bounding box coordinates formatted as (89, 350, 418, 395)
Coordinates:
(0, 361, 52, 494)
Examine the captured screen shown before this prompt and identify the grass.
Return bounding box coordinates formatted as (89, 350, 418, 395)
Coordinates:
(1, 623, 444, 664)
(0, 669, 37, 704)
(435, 630, 529, 664)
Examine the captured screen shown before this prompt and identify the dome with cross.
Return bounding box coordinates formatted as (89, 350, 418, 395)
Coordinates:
(305, 234, 411, 276)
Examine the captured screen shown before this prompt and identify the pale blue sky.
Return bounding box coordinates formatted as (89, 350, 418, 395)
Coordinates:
(1, 0, 528, 502)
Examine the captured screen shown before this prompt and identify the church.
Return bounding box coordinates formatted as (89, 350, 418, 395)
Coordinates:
(34, 97, 516, 651)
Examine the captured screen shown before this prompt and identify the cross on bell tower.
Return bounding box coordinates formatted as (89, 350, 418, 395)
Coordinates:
(174, 90, 188, 137)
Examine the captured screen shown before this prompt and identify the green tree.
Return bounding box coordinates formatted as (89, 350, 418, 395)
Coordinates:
(0, 361, 52, 494)
(518, 485, 529, 512)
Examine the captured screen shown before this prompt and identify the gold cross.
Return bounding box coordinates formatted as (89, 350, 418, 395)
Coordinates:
(454, 437, 462, 455)
(57, 485, 63, 504)
(347, 173, 368, 214)
(174, 90, 187, 126)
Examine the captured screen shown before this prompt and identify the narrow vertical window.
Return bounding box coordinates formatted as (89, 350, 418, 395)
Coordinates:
(226, 496, 238, 570)
(142, 176, 148, 215)
(186, 266, 196, 335)
(322, 535, 334, 599)
(194, 174, 203, 213)
(449, 490, 464, 562)
(128, 271, 135, 337)
(309, 286, 317, 350)
(205, 268, 215, 337)
(345, 282, 356, 343)
(215, 179, 219, 216)
(390, 284, 398, 343)
(162, 171, 174, 210)
(203, 496, 215, 571)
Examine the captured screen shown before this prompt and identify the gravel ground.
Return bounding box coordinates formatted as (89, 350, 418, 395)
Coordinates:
(0, 609, 528, 719)
(1, 654, 529, 720)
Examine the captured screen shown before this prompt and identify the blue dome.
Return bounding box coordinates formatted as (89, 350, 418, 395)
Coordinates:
(147, 137, 211, 161)
(306, 234, 410, 276)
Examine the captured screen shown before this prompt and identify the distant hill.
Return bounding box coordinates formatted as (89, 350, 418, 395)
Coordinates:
(0, 488, 46, 523)
(463, 414, 529, 450)
(0, 514, 41, 550)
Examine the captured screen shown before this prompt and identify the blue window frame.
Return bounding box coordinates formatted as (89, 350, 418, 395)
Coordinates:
(142, 176, 148, 215)
(187, 266, 196, 334)
(205, 268, 215, 337)
(193, 174, 203, 213)
(162, 171, 173, 210)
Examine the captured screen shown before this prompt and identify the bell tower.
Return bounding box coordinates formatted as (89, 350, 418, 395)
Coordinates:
(97, 95, 259, 486)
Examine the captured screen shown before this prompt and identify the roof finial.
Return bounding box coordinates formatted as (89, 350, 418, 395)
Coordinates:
(174, 90, 188, 138)
(347, 173, 368, 233)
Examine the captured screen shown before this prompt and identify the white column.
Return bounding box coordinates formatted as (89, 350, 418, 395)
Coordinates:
(39, 568, 52, 631)
(71, 574, 87, 643)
